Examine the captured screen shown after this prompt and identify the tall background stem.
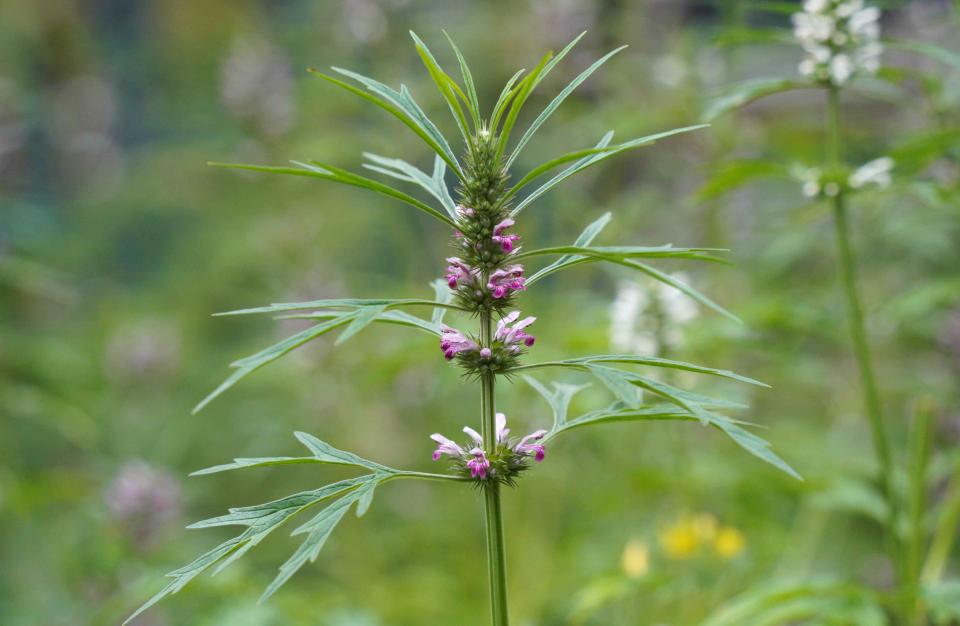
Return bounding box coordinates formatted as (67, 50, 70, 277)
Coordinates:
(480, 310, 510, 625)
(826, 87, 901, 586)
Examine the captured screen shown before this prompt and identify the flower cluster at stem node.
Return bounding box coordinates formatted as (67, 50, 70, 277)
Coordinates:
(430, 413, 547, 485)
(443, 130, 526, 313)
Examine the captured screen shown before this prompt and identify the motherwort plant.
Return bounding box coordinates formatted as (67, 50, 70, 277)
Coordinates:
(706, 2, 960, 623)
(127, 33, 797, 625)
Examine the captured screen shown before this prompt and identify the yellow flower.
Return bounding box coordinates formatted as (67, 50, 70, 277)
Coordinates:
(620, 539, 650, 578)
(659, 518, 700, 559)
(714, 526, 745, 559)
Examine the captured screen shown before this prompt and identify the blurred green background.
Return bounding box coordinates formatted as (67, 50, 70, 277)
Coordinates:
(1, 1, 958, 624)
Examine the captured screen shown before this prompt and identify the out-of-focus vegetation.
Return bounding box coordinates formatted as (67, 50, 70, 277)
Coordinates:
(1, 1, 957, 624)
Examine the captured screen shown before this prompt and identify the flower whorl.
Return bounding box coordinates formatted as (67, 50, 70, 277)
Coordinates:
(445, 130, 526, 312)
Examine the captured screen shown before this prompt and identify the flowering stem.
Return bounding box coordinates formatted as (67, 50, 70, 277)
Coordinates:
(826, 86, 901, 586)
(480, 309, 510, 626)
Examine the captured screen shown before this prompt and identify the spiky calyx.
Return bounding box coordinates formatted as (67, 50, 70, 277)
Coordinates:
(447, 130, 525, 312)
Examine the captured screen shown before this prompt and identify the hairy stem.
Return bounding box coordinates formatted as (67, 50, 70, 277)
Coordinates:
(480, 309, 510, 626)
(826, 86, 901, 590)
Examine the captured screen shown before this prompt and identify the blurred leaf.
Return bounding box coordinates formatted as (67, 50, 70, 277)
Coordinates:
(697, 159, 791, 201)
(810, 478, 888, 523)
(713, 26, 795, 47)
(506, 45, 627, 168)
(701, 580, 885, 626)
(743, 1, 799, 15)
(925, 580, 960, 623)
(889, 129, 960, 176)
(886, 38, 960, 70)
(703, 78, 813, 122)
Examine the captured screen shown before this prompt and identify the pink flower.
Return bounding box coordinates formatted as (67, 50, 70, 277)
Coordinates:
(499, 413, 547, 461)
(514, 429, 548, 462)
(495, 412, 510, 444)
(466, 448, 491, 478)
(487, 265, 526, 299)
(440, 326, 478, 360)
(430, 433, 466, 460)
(429, 414, 548, 480)
(456, 204, 476, 219)
(491, 218, 520, 253)
(446, 257, 478, 289)
(495, 311, 536, 352)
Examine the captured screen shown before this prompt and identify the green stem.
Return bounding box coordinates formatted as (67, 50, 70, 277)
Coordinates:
(826, 87, 901, 587)
(906, 402, 933, 626)
(922, 455, 960, 583)
(480, 310, 510, 626)
(389, 471, 470, 484)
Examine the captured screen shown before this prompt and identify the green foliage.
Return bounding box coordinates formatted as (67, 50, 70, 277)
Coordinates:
(125, 432, 461, 624)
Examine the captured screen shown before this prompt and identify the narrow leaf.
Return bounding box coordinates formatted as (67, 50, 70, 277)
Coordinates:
(442, 31, 481, 125)
(506, 45, 627, 168)
(523, 375, 591, 431)
(194, 315, 353, 413)
(585, 364, 642, 408)
(363, 153, 458, 218)
(307, 68, 462, 178)
(527, 212, 612, 284)
(294, 431, 388, 471)
(511, 125, 708, 215)
(335, 304, 388, 345)
(703, 78, 813, 122)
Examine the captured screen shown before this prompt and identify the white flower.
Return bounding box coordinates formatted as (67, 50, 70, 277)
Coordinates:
(792, 0, 883, 86)
(830, 54, 854, 84)
(849, 157, 894, 188)
(608, 277, 698, 356)
(796, 165, 823, 198)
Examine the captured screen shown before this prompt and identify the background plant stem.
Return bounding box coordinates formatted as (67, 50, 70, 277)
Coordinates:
(826, 86, 902, 592)
(480, 309, 510, 625)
